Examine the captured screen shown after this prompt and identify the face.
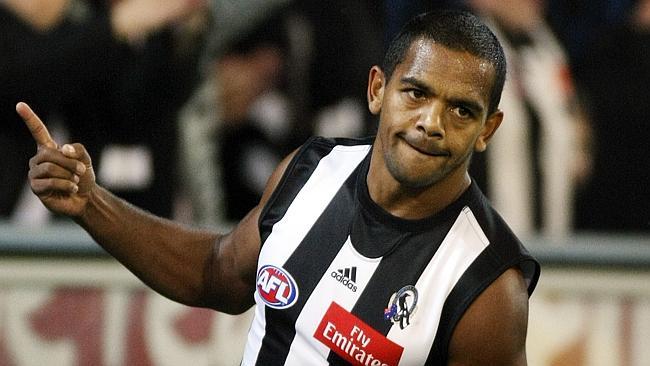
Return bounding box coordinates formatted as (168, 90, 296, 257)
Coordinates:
(367, 38, 503, 190)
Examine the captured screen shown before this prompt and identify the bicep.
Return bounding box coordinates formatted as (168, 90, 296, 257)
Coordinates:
(448, 267, 530, 366)
(203, 148, 300, 313)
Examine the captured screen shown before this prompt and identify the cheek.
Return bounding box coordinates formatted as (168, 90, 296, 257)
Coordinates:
(451, 126, 482, 148)
(442, 133, 479, 165)
(377, 111, 402, 142)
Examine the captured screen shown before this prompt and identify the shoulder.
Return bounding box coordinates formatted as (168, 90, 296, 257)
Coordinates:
(266, 135, 374, 187)
(258, 136, 374, 235)
(435, 185, 540, 364)
(262, 135, 373, 202)
(448, 267, 530, 366)
(464, 184, 540, 293)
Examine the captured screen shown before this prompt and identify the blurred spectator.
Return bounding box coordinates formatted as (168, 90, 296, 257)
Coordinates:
(213, 11, 291, 221)
(178, 1, 386, 224)
(0, 0, 207, 223)
(177, 1, 291, 225)
(295, 0, 384, 139)
(572, 0, 650, 232)
(465, 0, 592, 236)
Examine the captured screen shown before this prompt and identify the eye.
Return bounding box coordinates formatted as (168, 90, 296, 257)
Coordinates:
(406, 89, 426, 100)
(451, 106, 473, 119)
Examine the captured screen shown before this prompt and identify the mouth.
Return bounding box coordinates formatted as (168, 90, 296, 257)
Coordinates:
(401, 135, 449, 157)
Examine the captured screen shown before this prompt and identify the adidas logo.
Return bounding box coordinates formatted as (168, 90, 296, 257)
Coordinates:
(331, 267, 358, 292)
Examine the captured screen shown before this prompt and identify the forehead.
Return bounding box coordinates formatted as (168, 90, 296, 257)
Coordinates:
(391, 38, 495, 106)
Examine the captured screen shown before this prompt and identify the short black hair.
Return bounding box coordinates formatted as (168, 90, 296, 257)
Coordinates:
(382, 10, 506, 115)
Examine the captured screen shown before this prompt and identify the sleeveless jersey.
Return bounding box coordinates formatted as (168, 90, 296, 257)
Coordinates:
(242, 136, 540, 366)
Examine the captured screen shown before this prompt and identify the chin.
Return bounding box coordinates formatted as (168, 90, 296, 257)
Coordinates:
(398, 174, 444, 190)
(385, 154, 443, 189)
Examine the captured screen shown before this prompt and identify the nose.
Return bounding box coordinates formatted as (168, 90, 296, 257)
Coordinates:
(415, 102, 445, 138)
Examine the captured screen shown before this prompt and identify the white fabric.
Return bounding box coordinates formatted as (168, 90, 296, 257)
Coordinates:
(386, 207, 489, 365)
(241, 144, 371, 365)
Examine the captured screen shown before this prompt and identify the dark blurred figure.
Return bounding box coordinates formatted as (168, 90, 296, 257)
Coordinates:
(214, 11, 291, 221)
(572, 0, 650, 232)
(178, 1, 387, 224)
(1, 0, 207, 222)
(295, 0, 384, 138)
(177, 2, 294, 225)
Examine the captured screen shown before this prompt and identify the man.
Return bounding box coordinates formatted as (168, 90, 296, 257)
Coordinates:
(18, 10, 539, 365)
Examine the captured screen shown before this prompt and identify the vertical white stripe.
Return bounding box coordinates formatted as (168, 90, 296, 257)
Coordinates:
(241, 144, 371, 365)
(258, 144, 371, 267)
(387, 207, 489, 365)
(284, 238, 381, 365)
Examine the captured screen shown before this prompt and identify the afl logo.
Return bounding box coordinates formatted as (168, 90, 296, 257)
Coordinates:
(256, 265, 299, 309)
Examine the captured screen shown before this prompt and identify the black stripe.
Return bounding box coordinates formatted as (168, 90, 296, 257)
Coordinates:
(427, 246, 501, 364)
(426, 195, 541, 364)
(258, 137, 328, 243)
(253, 137, 540, 364)
(254, 168, 360, 365)
(259, 136, 374, 243)
(327, 215, 456, 365)
(325, 155, 466, 365)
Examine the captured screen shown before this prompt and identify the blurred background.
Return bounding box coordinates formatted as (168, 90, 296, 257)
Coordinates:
(0, 0, 648, 365)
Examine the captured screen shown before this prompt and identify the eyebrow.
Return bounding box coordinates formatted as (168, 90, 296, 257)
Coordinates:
(399, 76, 485, 115)
(400, 77, 434, 95)
(448, 97, 484, 115)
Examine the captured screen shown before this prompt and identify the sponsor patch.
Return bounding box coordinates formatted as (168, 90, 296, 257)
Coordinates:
(314, 302, 404, 366)
(256, 264, 299, 309)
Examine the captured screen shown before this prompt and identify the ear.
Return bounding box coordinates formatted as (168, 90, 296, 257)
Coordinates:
(367, 66, 385, 115)
(474, 110, 503, 152)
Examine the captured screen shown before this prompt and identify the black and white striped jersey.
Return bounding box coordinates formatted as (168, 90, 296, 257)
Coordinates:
(243, 136, 540, 366)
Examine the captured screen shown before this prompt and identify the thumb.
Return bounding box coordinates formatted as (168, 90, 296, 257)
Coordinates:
(61, 143, 93, 166)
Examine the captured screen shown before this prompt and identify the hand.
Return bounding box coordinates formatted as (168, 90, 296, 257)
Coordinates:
(16, 102, 96, 217)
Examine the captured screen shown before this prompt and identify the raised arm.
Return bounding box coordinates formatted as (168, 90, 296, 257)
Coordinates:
(17, 102, 294, 314)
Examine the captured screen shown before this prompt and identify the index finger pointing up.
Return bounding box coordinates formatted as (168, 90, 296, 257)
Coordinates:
(16, 102, 57, 149)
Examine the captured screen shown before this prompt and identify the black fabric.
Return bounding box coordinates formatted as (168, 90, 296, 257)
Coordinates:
(259, 136, 375, 242)
(327, 155, 461, 364)
(254, 136, 540, 365)
(428, 187, 540, 364)
(255, 161, 360, 365)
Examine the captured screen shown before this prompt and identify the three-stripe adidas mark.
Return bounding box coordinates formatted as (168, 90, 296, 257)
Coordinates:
(331, 267, 358, 292)
(338, 267, 357, 282)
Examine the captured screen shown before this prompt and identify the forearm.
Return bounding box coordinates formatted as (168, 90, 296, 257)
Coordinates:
(18, 102, 261, 313)
(76, 185, 220, 306)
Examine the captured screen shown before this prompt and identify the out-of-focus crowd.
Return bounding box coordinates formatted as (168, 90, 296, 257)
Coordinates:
(1, 0, 648, 236)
